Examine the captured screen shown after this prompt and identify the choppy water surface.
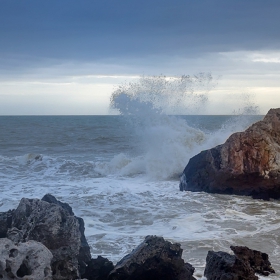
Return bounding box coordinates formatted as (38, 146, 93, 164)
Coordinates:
(0, 75, 279, 279)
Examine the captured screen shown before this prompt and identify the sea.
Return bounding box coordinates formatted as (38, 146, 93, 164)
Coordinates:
(0, 76, 279, 279)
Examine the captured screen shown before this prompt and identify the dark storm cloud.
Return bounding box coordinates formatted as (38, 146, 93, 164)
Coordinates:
(0, 0, 280, 77)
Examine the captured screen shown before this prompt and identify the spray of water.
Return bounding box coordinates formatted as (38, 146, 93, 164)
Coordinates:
(106, 74, 260, 180)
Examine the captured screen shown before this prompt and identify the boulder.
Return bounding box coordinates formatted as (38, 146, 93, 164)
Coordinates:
(0, 238, 53, 280)
(204, 250, 258, 280)
(82, 255, 114, 280)
(180, 108, 280, 199)
(6, 194, 91, 280)
(0, 209, 14, 238)
(108, 235, 196, 280)
(230, 245, 275, 276)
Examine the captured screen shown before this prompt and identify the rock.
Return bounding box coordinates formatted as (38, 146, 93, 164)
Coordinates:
(204, 250, 258, 280)
(82, 256, 114, 280)
(0, 209, 14, 238)
(108, 235, 196, 280)
(180, 108, 280, 199)
(0, 238, 53, 280)
(6, 195, 91, 280)
(230, 245, 275, 276)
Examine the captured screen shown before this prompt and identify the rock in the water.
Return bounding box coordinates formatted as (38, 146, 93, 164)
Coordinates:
(180, 108, 280, 199)
(108, 235, 196, 280)
(0, 238, 53, 280)
(6, 195, 91, 280)
(82, 255, 114, 280)
(230, 245, 275, 276)
(204, 250, 258, 280)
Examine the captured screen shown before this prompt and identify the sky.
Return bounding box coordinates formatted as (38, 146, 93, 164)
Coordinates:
(1, 0, 280, 115)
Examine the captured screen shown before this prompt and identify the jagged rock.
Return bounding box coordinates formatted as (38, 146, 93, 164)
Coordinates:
(82, 256, 114, 280)
(6, 194, 91, 280)
(0, 238, 53, 280)
(180, 108, 280, 200)
(108, 235, 196, 280)
(0, 209, 14, 238)
(230, 245, 275, 276)
(204, 250, 258, 280)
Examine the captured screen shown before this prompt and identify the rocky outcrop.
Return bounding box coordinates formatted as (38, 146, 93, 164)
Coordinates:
(108, 235, 196, 280)
(82, 256, 114, 280)
(0, 195, 276, 279)
(180, 108, 280, 199)
(6, 194, 91, 280)
(0, 238, 53, 280)
(230, 245, 275, 276)
(204, 250, 258, 280)
(204, 246, 275, 279)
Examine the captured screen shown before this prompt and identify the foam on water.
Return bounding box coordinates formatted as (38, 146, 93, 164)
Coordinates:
(1, 75, 278, 279)
(106, 74, 261, 180)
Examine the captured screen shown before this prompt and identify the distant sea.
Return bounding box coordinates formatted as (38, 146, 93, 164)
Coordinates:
(1, 114, 279, 279)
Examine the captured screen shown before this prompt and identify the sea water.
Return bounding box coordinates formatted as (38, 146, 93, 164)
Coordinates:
(0, 75, 279, 279)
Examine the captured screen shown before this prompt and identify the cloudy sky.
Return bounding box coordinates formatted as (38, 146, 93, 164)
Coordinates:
(1, 0, 280, 115)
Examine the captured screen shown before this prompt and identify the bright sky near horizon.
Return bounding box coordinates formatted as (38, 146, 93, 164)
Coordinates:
(1, 0, 280, 115)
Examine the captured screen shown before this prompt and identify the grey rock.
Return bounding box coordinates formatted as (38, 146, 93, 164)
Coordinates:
(108, 235, 196, 280)
(204, 250, 258, 280)
(0, 238, 52, 280)
(0, 210, 14, 238)
(6, 196, 91, 280)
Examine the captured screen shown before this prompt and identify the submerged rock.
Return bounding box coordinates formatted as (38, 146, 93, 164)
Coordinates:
(180, 108, 280, 199)
(108, 235, 196, 280)
(0, 238, 53, 280)
(6, 194, 91, 280)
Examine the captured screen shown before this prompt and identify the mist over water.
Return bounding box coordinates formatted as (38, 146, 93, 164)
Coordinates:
(108, 74, 260, 179)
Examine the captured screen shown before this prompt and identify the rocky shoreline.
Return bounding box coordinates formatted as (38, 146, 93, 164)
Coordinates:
(0, 194, 275, 279)
(180, 108, 280, 200)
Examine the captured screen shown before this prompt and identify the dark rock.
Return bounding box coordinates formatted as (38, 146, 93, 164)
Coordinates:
(204, 250, 258, 280)
(82, 256, 114, 280)
(41, 194, 91, 276)
(0, 238, 53, 280)
(180, 108, 280, 200)
(108, 235, 196, 280)
(6, 196, 91, 280)
(230, 245, 275, 276)
(0, 209, 14, 238)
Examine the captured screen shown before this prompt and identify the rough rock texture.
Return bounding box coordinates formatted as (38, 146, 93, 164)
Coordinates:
(6, 194, 91, 280)
(108, 235, 196, 280)
(82, 256, 114, 280)
(204, 250, 258, 280)
(0, 209, 14, 238)
(180, 108, 280, 199)
(230, 245, 275, 276)
(0, 238, 53, 280)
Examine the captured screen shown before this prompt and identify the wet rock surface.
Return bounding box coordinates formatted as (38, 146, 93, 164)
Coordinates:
(108, 235, 196, 280)
(0, 238, 53, 280)
(82, 256, 114, 280)
(230, 245, 275, 276)
(204, 250, 258, 280)
(6, 194, 91, 280)
(180, 108, 280, 200)
(0, 194, 276, 279)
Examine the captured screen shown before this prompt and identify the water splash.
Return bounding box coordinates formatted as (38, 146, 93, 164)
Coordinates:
(107, 74, 260, 180)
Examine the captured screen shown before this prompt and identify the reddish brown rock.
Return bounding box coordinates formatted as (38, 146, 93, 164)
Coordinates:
(180, 108, 280, 199)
